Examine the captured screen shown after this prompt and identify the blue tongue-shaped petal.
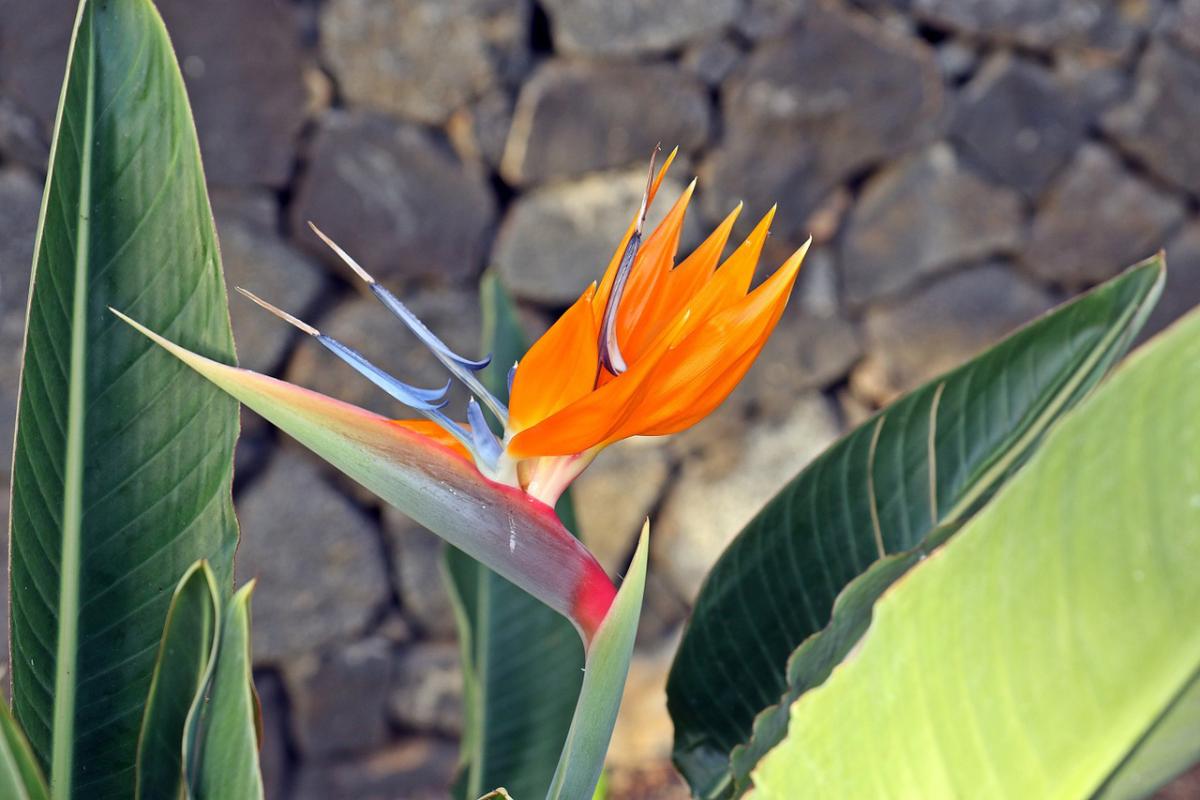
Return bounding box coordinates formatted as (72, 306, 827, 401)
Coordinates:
(316, 335, 449, 410)
(467, 397, 503, 467)
(235, 288, 476, 456)
(308, 223, 509, 425)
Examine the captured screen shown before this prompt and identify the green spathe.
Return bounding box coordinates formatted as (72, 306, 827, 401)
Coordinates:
(546, 526, 649, 800)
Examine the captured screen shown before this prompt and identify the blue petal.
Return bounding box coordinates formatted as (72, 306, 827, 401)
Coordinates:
(467, 398, 503, 466)
(371, 284, 491, 371)
(316, 334, 448, 411)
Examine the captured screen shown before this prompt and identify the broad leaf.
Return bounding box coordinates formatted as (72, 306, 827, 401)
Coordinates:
(753, 304, 1200, 798)
(8, 1, 239, 796)
(546, 526, 648, 800)
(1095, 674, 1200, 799)
(135, 561, 221, 800)
(0, 703, 49, 800)
(667, 259, 1164, 797)
(185, 583, 263, 800)
(446, 272, 586, 799)
(114, 312, 614, 635)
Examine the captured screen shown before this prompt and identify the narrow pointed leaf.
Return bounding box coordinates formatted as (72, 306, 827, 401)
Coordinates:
(446, 271, 587, 799)
(0, 704, 49, 800)
(135, 561, 221, 800)
(185, 583, 263, 800)
(9, 1, 239, 796)
(546, 526, 649, 800)
(754, 304, 1200, 798)
(114, 312, 615, 636)
(667, 259, 1165, 797)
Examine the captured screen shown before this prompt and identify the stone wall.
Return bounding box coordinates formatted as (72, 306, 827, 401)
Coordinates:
(1, 0, 1198, 797)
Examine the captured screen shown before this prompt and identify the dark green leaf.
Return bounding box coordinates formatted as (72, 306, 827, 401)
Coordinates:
(667, 258, 1165, 797)
(446, 270, 586, 799)
(135, 561, 221, 800)
(0, 702, 49, 800)
(8, 1, 239, 796)
(185, 583, 263, 800)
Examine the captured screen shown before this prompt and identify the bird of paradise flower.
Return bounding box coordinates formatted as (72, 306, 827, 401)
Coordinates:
(114, 146, 809, 798)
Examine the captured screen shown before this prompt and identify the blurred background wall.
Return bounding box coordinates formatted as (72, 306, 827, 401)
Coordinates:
(0, 0, 1198, 797)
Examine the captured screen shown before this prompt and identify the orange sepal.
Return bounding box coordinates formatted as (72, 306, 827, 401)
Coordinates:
(506, 312, 691, 458)
(509, 284, 600, 432)
(610, 240, 808, 439)
(616, 179, 697, 361)
(630, 202, 743, 353)
(390, 419, 472, 461)
(662, 206, 777, 348)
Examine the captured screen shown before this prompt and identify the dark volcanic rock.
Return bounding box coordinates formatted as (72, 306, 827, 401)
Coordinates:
(382, 508, 459, 640)
(0, 0, 311, 186)
(0, 98, 49, 169)
(1021, 145, 1184, 287)
(157, 0, 311, 187)
(951, 55, 1086, 199)
(1103, 40, 1200, 195)
(492, 170, 697, 305)
(321, 0, 530, 125)
(1160, 0, 1200, 55)
(292, 113, 496, 283)
(855, 263, 1055, 400)
(284, 637, 393, 757)
(682, 36, 745, 86)
(0, 169, 43, 480)
(293, 738, 458, 800)
(389, 642, 464, 736)
(912, 0, 1163, 54)
(501, 61, 712, 186)
(254, 671, 291, 800)
(736, 0, 808, 40)
(212, 193, 326, 375)
(842, 144, 1023, 305)
(702, 4, 942, 248)
(447, 89, 515, 170)
(236, 458, 389, 664)
(541, 0, 741, 56)
(1141, 222, 1200, 341)
(0, 0, 74, 129)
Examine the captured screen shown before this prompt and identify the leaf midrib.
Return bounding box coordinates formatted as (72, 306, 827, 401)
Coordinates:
(940, 301, 1138, 527)
(50, 7, 95, 797)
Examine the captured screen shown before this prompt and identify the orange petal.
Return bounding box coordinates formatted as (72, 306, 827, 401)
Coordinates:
(662, 206, 777, 348)
(617, 179, 698, 362)
(391, 419, 472, 461)
(509, 284, 600, 432)
(593, 147, 680, 316)
(603, 206, 776, 389)
(627, 202, 743, 355)
(610, 240, 808, 439)
(507, 311, 691, 458)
